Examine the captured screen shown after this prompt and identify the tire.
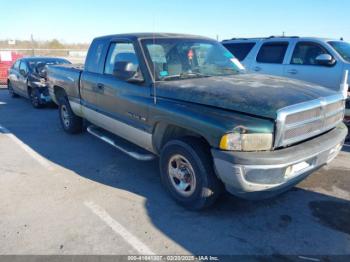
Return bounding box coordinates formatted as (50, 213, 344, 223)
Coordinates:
(29, 87, 44, 109)
(7, 81, 19, 98)
(160, 137, 223, 210)
(58, 96, 83, 134)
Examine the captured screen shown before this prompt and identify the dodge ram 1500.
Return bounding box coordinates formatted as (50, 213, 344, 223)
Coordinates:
(47, 33, 348, 210)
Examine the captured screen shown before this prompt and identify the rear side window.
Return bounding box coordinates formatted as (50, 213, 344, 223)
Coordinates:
(85, 39, 106, 74)
(223, 42, 256, 61)
(256, 42, 288, 64)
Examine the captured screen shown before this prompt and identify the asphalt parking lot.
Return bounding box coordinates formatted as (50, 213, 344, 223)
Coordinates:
(0, 87, 349, 257)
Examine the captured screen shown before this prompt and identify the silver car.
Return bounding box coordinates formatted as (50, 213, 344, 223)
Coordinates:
(222, 36, 350, 122)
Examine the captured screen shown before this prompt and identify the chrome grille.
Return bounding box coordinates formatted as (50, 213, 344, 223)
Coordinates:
(285, 107, 322, 125)
(275, 94, 345, 148)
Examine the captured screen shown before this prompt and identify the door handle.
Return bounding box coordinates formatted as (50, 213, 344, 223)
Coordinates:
(97, 83, 104, 90)
(254, 66, 261, 72)
(287, 69, 298, 75)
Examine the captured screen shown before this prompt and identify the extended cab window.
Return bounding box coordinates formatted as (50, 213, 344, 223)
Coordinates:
(104, 42, 140, 76)
(256, 42, 288, 64)
(85, 40, 106, 73)
(223, 42, 256, 61)
(291, 42, 329, 65)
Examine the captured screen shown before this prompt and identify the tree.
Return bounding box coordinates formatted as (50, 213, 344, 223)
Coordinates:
(47, 39, 65, 49)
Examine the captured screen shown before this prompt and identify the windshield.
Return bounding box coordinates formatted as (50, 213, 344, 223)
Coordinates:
(28, 59, 70, 73)
(329, 41, 350, 63)
(141, 38, 244, 81)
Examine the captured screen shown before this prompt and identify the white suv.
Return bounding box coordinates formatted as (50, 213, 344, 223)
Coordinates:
(222, 36, 350, 122)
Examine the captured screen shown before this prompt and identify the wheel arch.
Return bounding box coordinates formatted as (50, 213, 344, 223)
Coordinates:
(53, 85, 67, 101)
(152, 122, 211, 154)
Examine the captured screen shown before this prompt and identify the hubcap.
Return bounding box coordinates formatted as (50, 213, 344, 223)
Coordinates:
(168, 154, 196, 196)
(60, 105, 70, 127)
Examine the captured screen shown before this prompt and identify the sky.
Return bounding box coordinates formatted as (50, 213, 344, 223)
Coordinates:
(0, 0, 349, 44)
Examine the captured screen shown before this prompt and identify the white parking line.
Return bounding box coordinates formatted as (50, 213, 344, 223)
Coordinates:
(0, 124, 54, 171)
(84, 201, 155, 255)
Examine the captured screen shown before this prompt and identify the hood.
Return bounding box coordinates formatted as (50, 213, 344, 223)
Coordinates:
(154, 73, 338, 119)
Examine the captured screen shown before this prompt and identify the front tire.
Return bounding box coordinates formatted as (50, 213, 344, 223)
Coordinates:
(29, 87, 44, 108)
(58, 96, 83, 134)
(160, 137, 223, 210)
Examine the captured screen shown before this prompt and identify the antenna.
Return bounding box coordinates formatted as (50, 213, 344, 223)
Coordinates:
(152, 17, 157, 105)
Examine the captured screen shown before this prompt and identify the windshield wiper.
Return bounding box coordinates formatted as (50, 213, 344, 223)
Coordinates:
(160, 72, 211, 81)
(180, 72, 211, 78)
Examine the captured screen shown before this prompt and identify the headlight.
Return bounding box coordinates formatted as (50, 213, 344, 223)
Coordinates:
(219, 133, 273, 151)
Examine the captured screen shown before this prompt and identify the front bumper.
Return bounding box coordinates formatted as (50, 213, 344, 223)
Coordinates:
(212, 123, 348, 199)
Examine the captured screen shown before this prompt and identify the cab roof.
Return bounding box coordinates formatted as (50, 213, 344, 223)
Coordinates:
(93, 33, 214, 41)
(222, 36, 341, 43)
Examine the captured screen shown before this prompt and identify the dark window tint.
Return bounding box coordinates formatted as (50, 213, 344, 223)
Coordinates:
(223, 42, 256, 61)
(291, 42, 328, 65)
(85, 39, 106, 73)
(256, 42, 288, 64)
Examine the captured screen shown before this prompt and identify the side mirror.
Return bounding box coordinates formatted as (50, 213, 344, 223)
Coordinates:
(113, 61, 143, 83)
(38, 68, 47, 78)
(316, 54, 336, 66)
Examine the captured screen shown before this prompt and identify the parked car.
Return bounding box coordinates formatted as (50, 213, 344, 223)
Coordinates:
(7, 57, 71, 108)
(47, 33, 347, 210)
(222, 36, 350, 123)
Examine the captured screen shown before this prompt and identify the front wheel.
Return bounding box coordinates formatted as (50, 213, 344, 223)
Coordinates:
(160, 138, 223, 210)
(58, 96, 83, 134)
(29, 87, 44, 108)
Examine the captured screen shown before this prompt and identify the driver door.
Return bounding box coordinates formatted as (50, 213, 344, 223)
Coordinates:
(284, 41, 343, 90)
(95, 41, 152, 149)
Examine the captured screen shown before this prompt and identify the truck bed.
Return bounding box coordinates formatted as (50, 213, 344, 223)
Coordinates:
(47, 63, 83, 102)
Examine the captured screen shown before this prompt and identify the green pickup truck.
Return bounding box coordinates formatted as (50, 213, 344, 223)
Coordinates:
(47, 33, 348, 210)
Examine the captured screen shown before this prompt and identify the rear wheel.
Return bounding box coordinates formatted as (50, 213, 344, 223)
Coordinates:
(58, 96, 83, 134)
(160, 137, 223, 210)
(7, 81, 18, 98)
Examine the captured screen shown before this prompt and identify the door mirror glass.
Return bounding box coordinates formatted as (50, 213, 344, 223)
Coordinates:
(20, 69, 27, 76)
(315, 54, 336, 66)
(113, 61, 143, 82)
(105, 43, 144, 83)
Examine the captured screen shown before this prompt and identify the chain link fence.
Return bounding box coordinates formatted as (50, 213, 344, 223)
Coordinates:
(0, 49, 87, 84)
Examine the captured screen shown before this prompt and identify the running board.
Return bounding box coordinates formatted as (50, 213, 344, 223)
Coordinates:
(87, 125, 156, 161)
